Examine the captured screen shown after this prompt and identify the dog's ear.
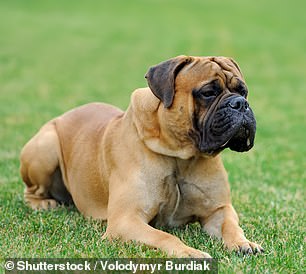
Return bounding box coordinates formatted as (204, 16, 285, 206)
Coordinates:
(145, 56, 192, 108)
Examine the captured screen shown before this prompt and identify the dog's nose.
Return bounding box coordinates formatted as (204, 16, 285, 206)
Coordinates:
(229, 96, 249, 112)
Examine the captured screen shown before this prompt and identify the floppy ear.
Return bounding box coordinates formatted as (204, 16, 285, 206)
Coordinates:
(145, 56, 192, 108)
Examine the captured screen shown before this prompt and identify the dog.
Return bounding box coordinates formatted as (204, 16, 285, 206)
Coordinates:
(20, 56, 263, 258)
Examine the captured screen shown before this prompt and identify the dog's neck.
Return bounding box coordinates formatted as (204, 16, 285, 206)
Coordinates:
(130, 87, 197, 159)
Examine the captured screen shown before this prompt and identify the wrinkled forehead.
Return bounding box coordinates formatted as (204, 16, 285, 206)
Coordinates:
(176, 56, 245, 91)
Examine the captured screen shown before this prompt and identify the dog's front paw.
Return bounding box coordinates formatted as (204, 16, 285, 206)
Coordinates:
(175, 247, 212, 258)
(226, 240, 264, 255)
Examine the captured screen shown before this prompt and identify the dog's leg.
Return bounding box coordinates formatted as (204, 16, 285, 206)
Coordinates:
(202, 204, 264, 254)
(20, 122, 61, 210)
(104, 214, 211, 258)
(104, 176, 211, 258)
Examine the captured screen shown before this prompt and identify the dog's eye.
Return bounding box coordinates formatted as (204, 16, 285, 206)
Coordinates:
(193, 80, 221, 101)
(200, 89, 218, 98)
(192, 89, 217, 100)
(236, 89, 248, 98)
(234, 82, 248, 98)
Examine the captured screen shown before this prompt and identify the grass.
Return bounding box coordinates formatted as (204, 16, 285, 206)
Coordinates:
(0, 0, 305, 273)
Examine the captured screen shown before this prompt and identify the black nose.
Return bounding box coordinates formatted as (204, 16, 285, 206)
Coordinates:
(229, 96, 249, 111)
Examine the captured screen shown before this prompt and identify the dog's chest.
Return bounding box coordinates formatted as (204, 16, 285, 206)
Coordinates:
(149, 174, 211, 228)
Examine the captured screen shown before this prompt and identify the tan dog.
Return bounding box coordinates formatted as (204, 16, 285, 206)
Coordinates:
(20, 56, 263, 258)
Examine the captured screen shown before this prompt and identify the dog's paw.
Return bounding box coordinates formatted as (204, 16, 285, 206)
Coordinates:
(26, 198, 58, 210)
(238, 241, 264, 255)
(175, 247, 212, 258)
(227, 240, 264, 255)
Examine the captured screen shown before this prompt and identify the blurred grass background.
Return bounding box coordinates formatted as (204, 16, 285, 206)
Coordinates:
(0, 0, 305, 273)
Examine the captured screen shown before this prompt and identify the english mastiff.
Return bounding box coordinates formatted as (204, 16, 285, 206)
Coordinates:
(20, 56, 263, 257)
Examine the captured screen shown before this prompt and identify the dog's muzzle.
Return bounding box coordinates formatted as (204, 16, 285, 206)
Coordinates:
(198, 94, 256, 154)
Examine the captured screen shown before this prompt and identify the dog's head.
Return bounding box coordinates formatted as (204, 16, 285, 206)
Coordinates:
(144, 55, 256, 156)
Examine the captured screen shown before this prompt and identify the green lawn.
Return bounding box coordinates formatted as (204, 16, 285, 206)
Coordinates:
(0, 0, 305, 273)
